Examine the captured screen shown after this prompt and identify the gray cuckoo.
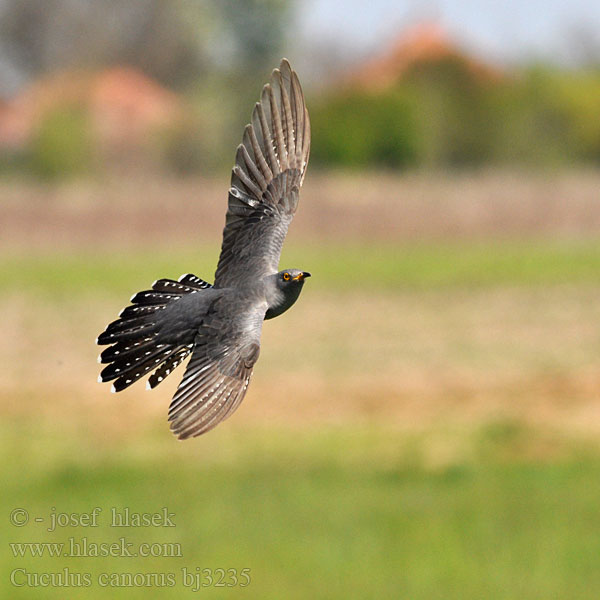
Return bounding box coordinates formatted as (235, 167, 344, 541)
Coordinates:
(97, 59, 311, 439)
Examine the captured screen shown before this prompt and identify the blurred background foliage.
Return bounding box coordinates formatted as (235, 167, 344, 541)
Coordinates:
(0, 0, 599, 178)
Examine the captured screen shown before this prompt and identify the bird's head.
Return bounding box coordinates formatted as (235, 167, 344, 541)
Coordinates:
(277, 269, 311, 289)
(265, 269, 311, 320)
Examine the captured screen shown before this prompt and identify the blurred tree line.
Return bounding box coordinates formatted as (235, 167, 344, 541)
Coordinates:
(0, 0, 599, 177)
(310, 58, 600, 169)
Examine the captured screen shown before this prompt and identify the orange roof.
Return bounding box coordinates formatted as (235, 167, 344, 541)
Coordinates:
(0, 98, 30, 149)
(0, 67, 183, 150)
(349, 22, 503, 90)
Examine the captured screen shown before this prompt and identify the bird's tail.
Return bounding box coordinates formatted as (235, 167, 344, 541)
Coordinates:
(97, 274, 212, 392)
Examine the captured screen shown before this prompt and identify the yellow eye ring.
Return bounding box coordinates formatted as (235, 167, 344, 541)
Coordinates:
(283, 273, 291, 281)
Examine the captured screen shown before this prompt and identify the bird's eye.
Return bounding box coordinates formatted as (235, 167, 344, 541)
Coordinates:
(283, 273, 290, 281)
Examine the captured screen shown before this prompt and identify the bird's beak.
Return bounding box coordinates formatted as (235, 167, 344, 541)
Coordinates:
(293, 271, 311, 281)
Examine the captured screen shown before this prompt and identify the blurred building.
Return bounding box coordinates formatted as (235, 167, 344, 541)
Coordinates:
(348, 22, 503, 91)
(0, 67, 184, 167)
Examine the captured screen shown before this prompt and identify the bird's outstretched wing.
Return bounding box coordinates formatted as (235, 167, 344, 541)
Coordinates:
(167, 297, 266, 439)
(214, 59, 310, 288)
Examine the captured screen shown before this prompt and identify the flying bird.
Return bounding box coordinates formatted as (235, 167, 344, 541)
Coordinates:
(97, 59, 311, 439)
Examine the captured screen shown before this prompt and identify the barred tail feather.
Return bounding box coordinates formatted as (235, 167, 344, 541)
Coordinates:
(107, 345, 184, 392)
(97, 274, 212, 391)
(147, 346, 193, 389)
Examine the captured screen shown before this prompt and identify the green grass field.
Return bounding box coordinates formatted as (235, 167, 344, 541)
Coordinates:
(3, 238, 600, 598)
(4, 238, 600, 295)
(4, 422, 600, 600)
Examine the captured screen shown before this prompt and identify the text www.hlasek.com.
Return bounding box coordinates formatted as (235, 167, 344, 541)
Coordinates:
(10, 537, 182, 558)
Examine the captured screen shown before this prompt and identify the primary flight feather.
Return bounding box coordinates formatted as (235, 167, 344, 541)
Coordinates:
(97, 59, 311, 439)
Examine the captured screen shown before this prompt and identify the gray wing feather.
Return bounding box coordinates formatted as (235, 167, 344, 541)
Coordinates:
(214, 59, 310, 288)
(168, 298, 265, 439)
